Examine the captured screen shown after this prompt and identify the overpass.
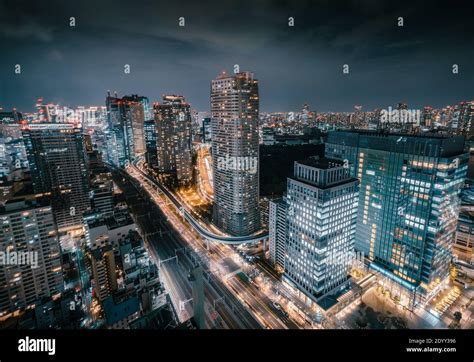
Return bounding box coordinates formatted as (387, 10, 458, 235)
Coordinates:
(125, 160, 268, 245)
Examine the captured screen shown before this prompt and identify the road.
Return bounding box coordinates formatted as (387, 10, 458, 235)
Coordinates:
(132, 158, 268, 244)
(120, 163, 301, 329)
(196, 144, 213, 202)
(111, 168, 261, 329)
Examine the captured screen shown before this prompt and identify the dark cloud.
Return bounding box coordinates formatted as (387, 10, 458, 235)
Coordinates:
(0, 0, 473, 112)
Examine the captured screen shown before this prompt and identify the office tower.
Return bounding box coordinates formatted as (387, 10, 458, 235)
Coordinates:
(105, 94, 124, 166)
(211, 71, 260, 235)
(22, 123, 90, 230)
(269, 198, 287, 272)
(454, 210, 474, 264)
(0, 197, 63, 319)
(90, 240, 118, 302)
(154, 95, 193, 185)
(105, 93, 149, 167)
(283, 158, 359, 303)
(144, 119, 158, 169)
(202, 117, 211, 143)
(326, 131, 468, 301)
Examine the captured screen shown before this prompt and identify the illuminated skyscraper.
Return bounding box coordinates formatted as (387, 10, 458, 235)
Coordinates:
(211, 71, 260, 236)
(326, 131, 468, 303)
(0, 197, 63, 318)
(144, 119, 158, 169)
(283, 158, 359, 304)
(202, 117, 211, 143)
(154, 95, 193, 185)
(106, 94, 149, 167)
(22, 123, 90, 230)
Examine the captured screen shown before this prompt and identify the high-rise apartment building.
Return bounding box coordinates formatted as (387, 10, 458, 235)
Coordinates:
(22, 123, 90, 230)
(211, 71, 260, 236)
(326, 131, 468, 301)
(283, 158, 359, 303)
(0, 197, 63, 319)
(90, 240, 118, 302)
(154, 95, 193, 185)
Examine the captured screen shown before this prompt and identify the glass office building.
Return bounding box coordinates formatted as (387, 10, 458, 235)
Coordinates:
(144, 118, 158, 169)
(105, 94, 149, 167)
(326, 131, 468, 301)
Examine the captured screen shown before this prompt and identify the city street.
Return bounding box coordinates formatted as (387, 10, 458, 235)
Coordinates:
(112, 168, 261, 329)
(121, 162, 303, 329)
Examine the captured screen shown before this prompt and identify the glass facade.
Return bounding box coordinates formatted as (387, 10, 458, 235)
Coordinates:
(326, 131, 468, 293)
(144, 119, 158, 169)
(106, 94, 149, 167)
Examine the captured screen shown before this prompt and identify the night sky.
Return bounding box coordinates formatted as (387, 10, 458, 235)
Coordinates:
(1, 0, 473, 112)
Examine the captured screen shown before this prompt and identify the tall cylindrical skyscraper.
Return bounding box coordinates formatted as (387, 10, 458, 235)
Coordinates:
(211, 71, 260, 236)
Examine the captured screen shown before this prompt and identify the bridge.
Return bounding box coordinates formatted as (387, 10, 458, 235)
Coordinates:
(124, 159, 269, 245)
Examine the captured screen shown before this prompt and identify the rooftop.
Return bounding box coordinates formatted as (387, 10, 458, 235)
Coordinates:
(297, 156, 344, 170)
(1, 195, 51, 214)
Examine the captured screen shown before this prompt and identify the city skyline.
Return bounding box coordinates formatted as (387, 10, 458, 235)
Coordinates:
(0, 2, 473, 360)
(1, 0, 474, 113)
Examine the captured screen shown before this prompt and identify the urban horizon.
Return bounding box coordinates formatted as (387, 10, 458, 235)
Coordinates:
(3, 92, 474, 115)
(1, 0, 474, 112)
